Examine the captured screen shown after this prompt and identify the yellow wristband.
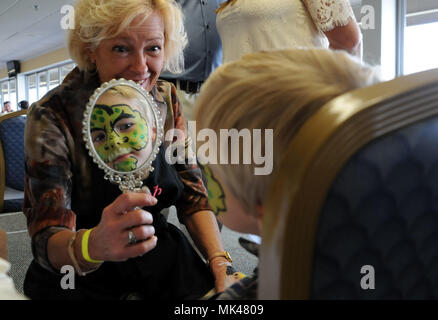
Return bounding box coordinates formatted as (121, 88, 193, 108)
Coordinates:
(81, 228, 103, 264)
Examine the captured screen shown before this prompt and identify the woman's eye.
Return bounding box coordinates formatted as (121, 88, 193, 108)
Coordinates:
(148, 46, 161, 54)
(113, 45, 129, 53)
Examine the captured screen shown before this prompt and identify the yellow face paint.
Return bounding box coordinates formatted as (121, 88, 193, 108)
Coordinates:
(90, 103, 149, 172)
(202, 165, 227, 217)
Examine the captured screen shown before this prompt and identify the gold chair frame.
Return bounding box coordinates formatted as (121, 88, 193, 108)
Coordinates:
(0, 229, 7, 260)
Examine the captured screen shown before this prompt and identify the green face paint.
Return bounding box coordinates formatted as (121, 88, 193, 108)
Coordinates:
(90, 103, 149, 172)
(113, 156, 138, 172)
(201, 165, 227, 217)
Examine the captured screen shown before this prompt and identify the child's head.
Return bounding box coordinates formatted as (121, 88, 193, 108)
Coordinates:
(195, 48, 380, 234)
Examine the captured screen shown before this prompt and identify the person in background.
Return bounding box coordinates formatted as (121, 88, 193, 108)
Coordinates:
(160, 0, 227, 230)
(18, 101, 29, 110)
(2, 101, 12, 114)
(216, 0, 362, 64)
(194, 48, 381, 299)
(160, 0, 226, 121)
(215, 0, 362, 246)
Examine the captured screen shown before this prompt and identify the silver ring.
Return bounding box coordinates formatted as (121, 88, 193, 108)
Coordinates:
(128, 230, 137, 245)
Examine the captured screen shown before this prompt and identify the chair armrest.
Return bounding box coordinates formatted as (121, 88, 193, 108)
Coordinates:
(0, 229, 7, 260)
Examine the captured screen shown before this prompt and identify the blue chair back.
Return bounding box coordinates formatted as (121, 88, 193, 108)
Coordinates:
(0, 110, 27, 212)
(313, 116, 438, 299)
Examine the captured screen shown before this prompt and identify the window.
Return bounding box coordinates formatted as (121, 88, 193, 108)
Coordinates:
(25, 61, 76, 104)
(9, 80, 16, 110)
(1, 82, 9, 105)
(38, 71, 48, 98)
(400, 0, 438, 75)
(404, 22, 438, 74)
(28, 74, 37, 105)
(61, 63, 75, 80)
(0, 79, 18, 111)
(49, 68, 60, 90)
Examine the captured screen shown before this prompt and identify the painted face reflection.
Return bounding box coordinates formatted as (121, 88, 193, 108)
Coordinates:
(91, 102, 150, 172)
(204, 165, 260, 235)
(202, 165, 227, 217)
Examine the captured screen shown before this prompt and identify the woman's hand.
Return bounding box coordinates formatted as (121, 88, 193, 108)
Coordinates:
(88, 192, 158, 262)
(209, 257, 230, 293)
(210, 258, 243, 293)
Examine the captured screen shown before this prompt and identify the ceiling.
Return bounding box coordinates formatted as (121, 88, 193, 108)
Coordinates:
(0, 0, 75, 68)
(0, 0, 364, 70)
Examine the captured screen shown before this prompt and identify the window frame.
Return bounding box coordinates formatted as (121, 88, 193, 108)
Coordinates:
(397, 0, 438, 76)
(395, 0, 406, 76)
(0, 78, 18, 111)
(24, 61, 75, 105)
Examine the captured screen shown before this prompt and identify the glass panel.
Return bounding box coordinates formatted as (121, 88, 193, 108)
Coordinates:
(1, 82, 9, 108)
(27, 73, 38, 105)
(351, 0, 362, 22)
(9, 79, 17, 111)
(49, 68, 60, 90)
(38, 71, 48, 99)
(404, 22, 438, 74)
(60, 63, 75, 81)
(407, 0, 438, 26)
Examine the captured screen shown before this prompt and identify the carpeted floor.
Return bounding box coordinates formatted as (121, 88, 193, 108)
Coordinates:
(0, 210, 258, 297)
(0, 212, 32, 295)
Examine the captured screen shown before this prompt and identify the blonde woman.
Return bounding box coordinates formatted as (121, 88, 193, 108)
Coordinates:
(23, 0, 230, 300)
(216, 0, 362, 63)
(194, 48, 380, 299)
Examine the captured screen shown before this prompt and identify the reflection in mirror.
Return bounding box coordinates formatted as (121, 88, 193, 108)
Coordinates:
(83, 79, 163, 191)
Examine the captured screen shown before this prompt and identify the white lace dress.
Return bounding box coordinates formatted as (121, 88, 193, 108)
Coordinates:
(216, 0, 356, 63)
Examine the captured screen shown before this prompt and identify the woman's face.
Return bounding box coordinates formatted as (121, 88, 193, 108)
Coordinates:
(91, 94, 153, 172)
(88, 12, 165, 92)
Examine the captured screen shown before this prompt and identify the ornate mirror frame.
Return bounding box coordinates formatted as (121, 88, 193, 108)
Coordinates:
(82, 78, 164, 191)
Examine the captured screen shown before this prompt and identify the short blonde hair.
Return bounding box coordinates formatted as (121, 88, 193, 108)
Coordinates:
(68, 0, 187, 73)
(194, 48, 381, 215)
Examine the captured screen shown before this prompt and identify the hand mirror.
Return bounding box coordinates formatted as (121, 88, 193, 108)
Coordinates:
(83, 79, 163, 191)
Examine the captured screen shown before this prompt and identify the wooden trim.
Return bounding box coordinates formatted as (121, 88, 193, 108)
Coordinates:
(0, 110, 27, 122)
(259, 68, 438, 299)
(0, 229, 7, 260)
